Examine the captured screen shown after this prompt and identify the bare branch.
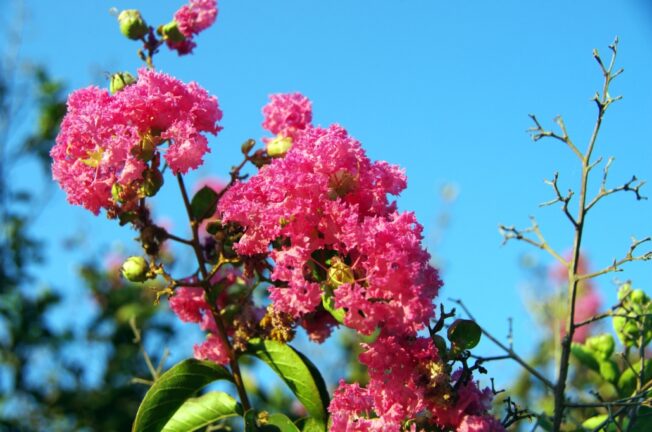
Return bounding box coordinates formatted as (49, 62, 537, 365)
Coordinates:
(578, 237, 652, 281)
(449, 298, 555, 390)
(585, 157, 647, 212)
(527, 114, 583, 160)
(540, 172, 577, 226)
(499, 217, 567, 265)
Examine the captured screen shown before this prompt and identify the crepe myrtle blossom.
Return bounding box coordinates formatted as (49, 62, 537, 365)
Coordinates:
(329, 335, 505, 431)
(169, 269, 264, 365)
(262, 93, 313, 155)
(166, 0, 218, 55)
(51, 68, 222, 215)
(219, 123, 440, 335)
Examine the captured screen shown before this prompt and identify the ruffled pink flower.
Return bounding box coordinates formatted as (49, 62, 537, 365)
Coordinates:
(329, 382, 399, 432)
(169, 287, 206, 323)
(166, 38, 197, 56)
(51, 69, 222, 214)
(193, 334, 229, 365)
(219, 124, 439, 335)
(458, 415, 505, 432)
(262, 93, 312, 143)
(175, 0, 218, 37)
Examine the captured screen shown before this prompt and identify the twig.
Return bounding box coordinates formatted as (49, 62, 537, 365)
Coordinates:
(540, 172, 577, 226)
(577, 237, 652, 281)
(585, 157, 647, 213)
(449, 298, 555, 390)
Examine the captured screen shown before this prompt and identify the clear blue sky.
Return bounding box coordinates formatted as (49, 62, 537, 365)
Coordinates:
(8, 0, 652, 387)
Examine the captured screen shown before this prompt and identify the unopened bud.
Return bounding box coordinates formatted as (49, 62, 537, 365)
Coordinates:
(118, 10, 148, 40)
(266, 136, 292, 157)
(121, 256, 149, 282)
(110, 72, 136, 94)
(111, 183, 124, 203)
(140, 169, 164, 197)
(159, 21, 185, 43)
(241, 139, 255, 155)
(327, 258, 355, 287)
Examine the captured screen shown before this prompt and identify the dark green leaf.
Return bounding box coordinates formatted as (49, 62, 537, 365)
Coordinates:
(447, 319, 481, 350)
(630, 407, 652, 432)
(245, 339, 329, 429)
(190, 186, 219, 222)
(161, 391, 242, 432)
(132, 359, 233, 432)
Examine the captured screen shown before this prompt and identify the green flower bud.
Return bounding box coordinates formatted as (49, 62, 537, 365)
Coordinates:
(109, 72, 136, 94)
(140, 169, 164, 197)
(585, 334, 615, 360)
(266, 136, 293, 157)
(327, 259, 355, 287)
(159, 21, 185, 43)
(118, 10, 149, 40)
(121, 256, 149, 282)
(111, 183, 123, 203)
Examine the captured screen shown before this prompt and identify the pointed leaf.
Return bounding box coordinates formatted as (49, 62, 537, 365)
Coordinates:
(190, 186, 219, 221)
(265, 413, 301, 432)
(132, 359, 233, 432)
(245, 338, 329, 428)
(162, 391, 243, 432)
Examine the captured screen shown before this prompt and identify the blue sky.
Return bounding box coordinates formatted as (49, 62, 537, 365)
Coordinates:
(8, 0, 652, 387)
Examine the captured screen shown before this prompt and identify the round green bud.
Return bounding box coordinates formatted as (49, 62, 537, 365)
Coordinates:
(109, 72, 136, 94)
(266, 136, 293, 157)
(111, 183, 123, 203)
(118, 10, 148, 40)
(121, 256, 150, 282)
(159, 21, 185, 43)
(140, 169, 164, 197)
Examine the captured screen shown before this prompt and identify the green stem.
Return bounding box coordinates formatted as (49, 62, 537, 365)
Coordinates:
(176, 174, 252, 412)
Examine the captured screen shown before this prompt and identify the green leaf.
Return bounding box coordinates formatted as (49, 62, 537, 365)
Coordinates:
(618, 359, 652, 397)
(447, 319, 482, 350)
(321, 292, 345, 324)
(630, 407, 652, 432)
(161, 391, 243, 432)
(265, 413, 301, 432)
(132, 359, 233, 432)
(301, 418, 325, 432)
(571, 342, 600, 372)
(245, 339, 329, 429)
(582, 414, 610, 430)
(190, 186, 219, 221)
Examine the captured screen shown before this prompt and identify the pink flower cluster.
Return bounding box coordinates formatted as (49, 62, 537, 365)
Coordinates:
(219, 122, 439, 336)
(330, 335, 504, 431)
(168, 286, 231, 364)
(218, 93, 502, 430)
(169, 268, 263, 365)
(168, 0, 218, 55)
(262, 93, 312, 143)
(51, 68, 222, 215)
